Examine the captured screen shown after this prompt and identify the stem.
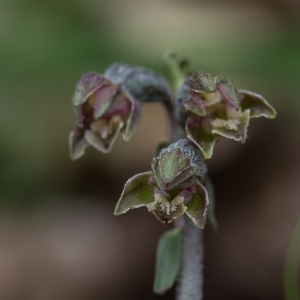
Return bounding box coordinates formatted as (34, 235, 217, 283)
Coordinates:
(164, 60, 204, 299)
(176, 215, 204, 300)
(164, 100, 185, 143)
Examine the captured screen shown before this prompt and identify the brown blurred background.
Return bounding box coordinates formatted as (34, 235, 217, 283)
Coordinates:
(0, 0, 300, 299)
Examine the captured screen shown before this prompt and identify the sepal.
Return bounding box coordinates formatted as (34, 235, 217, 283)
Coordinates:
(185, 180, 209, 229)
(68, 127, 89, 160)
(189, 71, 217, 94)
(239, 89, 277, 119)
(114, 172, 154, 215)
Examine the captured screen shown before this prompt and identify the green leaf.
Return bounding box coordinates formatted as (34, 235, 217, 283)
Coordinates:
(239, 89, 277, 119)
(203, 176, 217, 229)
(114, 172, 154, 215)
(153, 228, 182, 294)
(284, 216, 300, 300)
(185, 180, 209, 229)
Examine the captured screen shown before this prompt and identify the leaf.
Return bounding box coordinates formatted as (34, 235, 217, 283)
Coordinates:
(114, 172, 154, 215)
(185, 180, 209, 228)
(284, 216, 300, 300)
(153, 228, 182, 294)
(239, 89, 277, 119)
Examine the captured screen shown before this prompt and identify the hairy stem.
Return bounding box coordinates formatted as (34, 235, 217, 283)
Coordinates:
(176, 215, 204, 300)
(164, 101, 185, 143)
(165, 64, 204, 299)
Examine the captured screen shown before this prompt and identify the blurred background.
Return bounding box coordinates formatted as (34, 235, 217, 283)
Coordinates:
(0, 0, 300, 299)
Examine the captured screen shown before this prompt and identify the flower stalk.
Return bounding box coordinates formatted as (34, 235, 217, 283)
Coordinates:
(176, 215, 204, 300)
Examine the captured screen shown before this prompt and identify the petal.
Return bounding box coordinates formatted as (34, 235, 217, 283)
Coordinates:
(104, 92, 131, 117)
(84, 116, 124, 154)
(114, 172, 154, 215)
(186, 115, 218, 159)
(93, 84, 119, 119)
(148, 201, 187, 226)
(72, 72, 107, 106)
(147, 188, 188, 225)
(211, 109, 250, 143)
(185, 180, 209, 229)
(122, 96, 143, 142)
(239, 89, 277, 119)
(217, 78, 240, 110)
(68, 127, 89, 160)
(183, 93, 207, 117)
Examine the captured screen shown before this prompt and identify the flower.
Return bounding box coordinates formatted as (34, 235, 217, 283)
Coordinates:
(114, 139, 209, 228)
(69, 63, 172, 160)
(181, 71, 277, 159)
(69, 71, 143, 160)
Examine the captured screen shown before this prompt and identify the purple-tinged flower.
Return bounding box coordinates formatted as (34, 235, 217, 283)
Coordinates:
(114, 139, 209, 228)
(181, 71, 276, 159)
(69, 71, 142, 160)
(69, 63, 172, 160)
